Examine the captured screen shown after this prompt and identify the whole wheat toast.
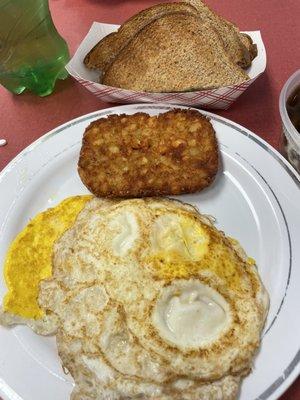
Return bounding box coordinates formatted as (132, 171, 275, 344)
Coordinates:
(84, 2, 198, 71)
(102, 12, 249, 92)
(184, 0, 256, 68)
(84, 32, 117, 71)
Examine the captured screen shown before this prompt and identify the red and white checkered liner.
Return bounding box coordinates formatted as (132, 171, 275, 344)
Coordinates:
(66, 23, 266, 110)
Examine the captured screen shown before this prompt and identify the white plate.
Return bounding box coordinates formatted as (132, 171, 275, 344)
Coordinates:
(0, 104, 299, 400)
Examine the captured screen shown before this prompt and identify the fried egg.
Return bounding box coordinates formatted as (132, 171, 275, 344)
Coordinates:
(0, 195, 91, 334)
(36, 197, 269, 399)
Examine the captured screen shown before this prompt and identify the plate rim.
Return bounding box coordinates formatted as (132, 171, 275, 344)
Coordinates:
(0, 103, 299, 400)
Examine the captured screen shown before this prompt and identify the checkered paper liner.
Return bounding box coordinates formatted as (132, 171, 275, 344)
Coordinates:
(66, 23, 266, 110)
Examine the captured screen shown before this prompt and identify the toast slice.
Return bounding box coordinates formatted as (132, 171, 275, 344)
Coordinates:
(103, 12, 249, 92)
(84, 32, 117, 71)
(84, 2, 198, 71)
(184, 0, 256, 68)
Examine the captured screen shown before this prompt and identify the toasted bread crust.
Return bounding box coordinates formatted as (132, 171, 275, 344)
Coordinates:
(78, 110, 219, 198)
(240, 33, 258, 61)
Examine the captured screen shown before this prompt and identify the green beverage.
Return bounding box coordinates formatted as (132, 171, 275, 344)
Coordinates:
(0, 0, 69, 96)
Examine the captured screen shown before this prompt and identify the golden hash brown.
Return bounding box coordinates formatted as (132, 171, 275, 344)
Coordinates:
(78, 110, 219, 198)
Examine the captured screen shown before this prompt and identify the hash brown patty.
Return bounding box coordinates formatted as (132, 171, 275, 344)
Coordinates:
(78, 110, 219, 198)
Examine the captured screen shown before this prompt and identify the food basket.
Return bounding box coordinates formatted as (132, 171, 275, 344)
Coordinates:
(66, 22, 266, 110)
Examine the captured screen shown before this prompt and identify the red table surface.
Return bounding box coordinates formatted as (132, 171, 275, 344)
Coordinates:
(0, 0, 299, 398)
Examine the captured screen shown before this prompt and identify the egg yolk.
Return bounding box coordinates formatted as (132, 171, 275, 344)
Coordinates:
(151, 214, 249, 293)
(153, 215, 209, 264)
(3, 195, 92, 319)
